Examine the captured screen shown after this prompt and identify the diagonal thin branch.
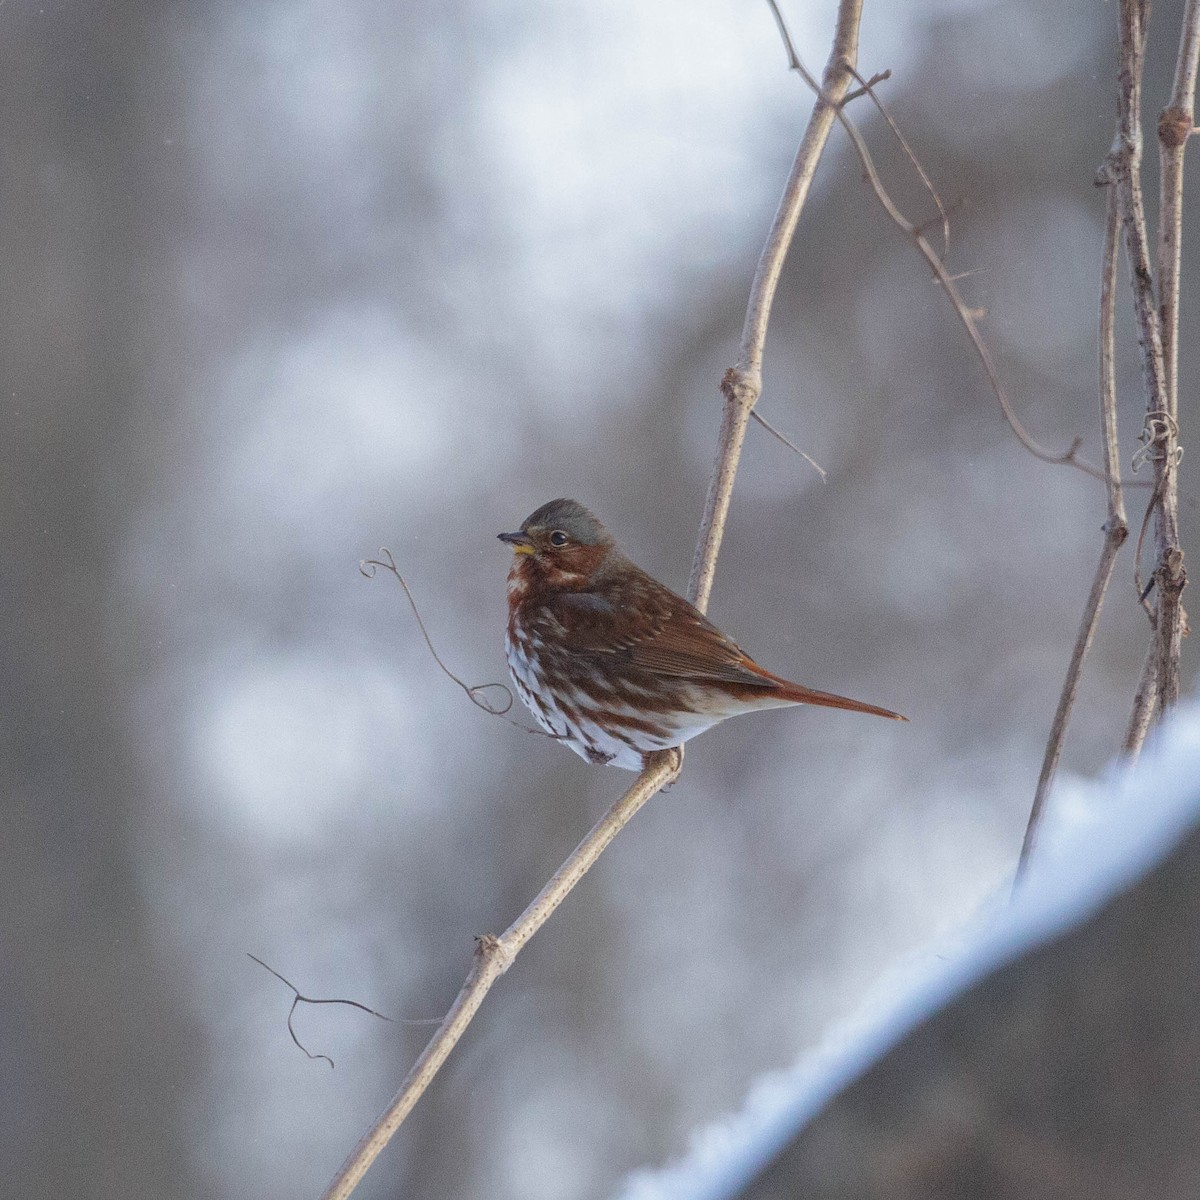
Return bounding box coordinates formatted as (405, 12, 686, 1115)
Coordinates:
(319, 4, 866, 1196)
(1015, 185, 1129, 885)
(1123, 635, 1160, 761)
(847, 65, 950, 259)
(318, 754, 678, 1200)
(750, 409, 827, 480)
(765, 3, 1108, 483)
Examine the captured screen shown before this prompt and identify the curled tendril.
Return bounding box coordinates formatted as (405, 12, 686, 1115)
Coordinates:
(360, 548, 514, 716)
(1131, 411, 1184, 474)
(359, 547, 559, 738)
(248, 954, 395, 1069)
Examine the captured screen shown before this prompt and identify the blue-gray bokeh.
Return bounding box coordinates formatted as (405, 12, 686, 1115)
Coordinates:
(2, 2, 1195, 1199)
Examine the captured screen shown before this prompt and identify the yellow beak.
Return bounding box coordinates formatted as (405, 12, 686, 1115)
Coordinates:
(498, 531, 535, 555)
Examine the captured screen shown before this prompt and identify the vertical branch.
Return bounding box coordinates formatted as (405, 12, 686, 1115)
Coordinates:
(1152, 0, 1198, 711)
(1123, 636, 1160, 761)
(689, 0, 863, 612)
(1114, 2, 1168, 411)
(1014, 187, 1129, 883)
(1113, 0, 1188, 716)
(1157, 0, 1200, 412)
(319, 5, 866, 1197)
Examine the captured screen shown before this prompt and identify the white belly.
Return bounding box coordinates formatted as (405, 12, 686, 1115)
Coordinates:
(504, 630, 722, 770)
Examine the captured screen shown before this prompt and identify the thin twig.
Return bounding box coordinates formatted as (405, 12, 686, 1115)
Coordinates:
(751, 409, 827, 480)
(1015, 534, 1126, 880)
(769, 18, 1108, 481)
(688, 0, 863, 612)
(848, 108, 1105, 475)
(1014, 185, 1129, 885)
(1122, 635, 1160, 761)
(914, 196, 967, 241)
(1096, 192, 1128, 518)
(1132, 479, 1163, 616)
(248, 954, 395, 1070)
(846, 65, 950, 259)
(320, 5, 866, 1196)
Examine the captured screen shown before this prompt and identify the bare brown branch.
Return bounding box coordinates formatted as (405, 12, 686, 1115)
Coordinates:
(1158, 0, 1200, 413)
(1153, 0, 1197, 710)
(1112, 0, 1188, 715)
(320, 5, 866, 1196)
(1015, 187, 1129, 885)
(1017, 0, 1196, 880)
(318, 752, 680, 1199)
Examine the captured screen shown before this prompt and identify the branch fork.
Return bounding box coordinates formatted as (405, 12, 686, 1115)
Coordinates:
(1020, 0, 1196, 870)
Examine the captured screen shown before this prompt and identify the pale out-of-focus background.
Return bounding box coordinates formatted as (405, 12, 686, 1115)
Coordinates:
(2, 2, 1196, 1198)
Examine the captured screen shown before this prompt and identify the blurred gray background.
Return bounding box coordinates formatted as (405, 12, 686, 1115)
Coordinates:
(2, 1, 1196, 1198)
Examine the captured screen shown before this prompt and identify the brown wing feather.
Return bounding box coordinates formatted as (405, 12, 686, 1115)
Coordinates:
(545, 568, 779, 690)
(541, 569, 907, 721)
(623, 611, 776, 688)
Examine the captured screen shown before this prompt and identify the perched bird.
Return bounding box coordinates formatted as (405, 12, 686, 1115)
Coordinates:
(499, 498, 905, 770)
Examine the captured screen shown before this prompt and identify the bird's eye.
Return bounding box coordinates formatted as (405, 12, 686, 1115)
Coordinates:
(549, 530, 569, 547)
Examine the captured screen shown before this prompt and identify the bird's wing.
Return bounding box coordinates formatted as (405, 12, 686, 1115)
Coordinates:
(547, 579, 777, 690)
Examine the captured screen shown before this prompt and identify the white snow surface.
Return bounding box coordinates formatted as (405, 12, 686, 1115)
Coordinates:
(617, 701, 1200, 1200)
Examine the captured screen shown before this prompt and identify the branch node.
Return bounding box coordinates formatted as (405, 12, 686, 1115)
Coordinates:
(1095, 153, 1121, 187)
(473, 932, 515, 976)
(1102, 516, 1130, 544)
(1158, 547, 1188, 588)
(720, 366, 761, 412)
(842, 67, 891, 105)
(1158, 104, 1194, 149)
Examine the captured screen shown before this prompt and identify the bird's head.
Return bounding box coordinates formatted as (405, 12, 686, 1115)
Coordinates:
(499, 498, 616, 594)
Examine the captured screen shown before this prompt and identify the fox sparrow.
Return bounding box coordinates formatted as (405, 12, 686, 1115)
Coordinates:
(500, 499, 905, 770)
